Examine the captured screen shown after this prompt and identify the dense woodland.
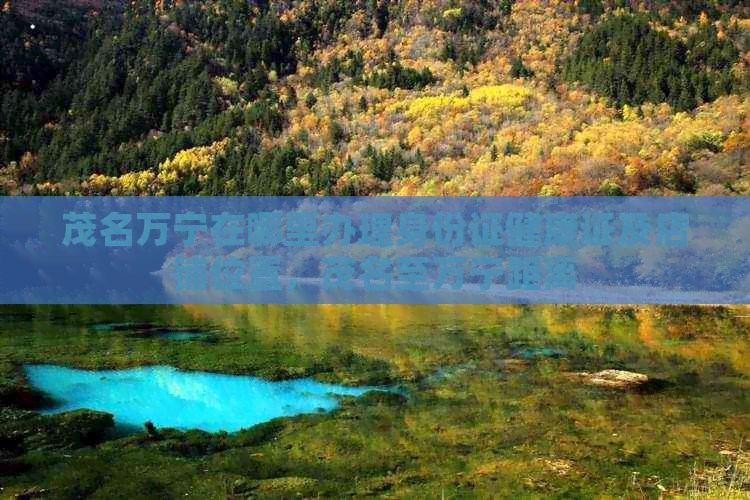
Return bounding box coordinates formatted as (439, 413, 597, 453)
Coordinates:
(0, 0, 748, 196)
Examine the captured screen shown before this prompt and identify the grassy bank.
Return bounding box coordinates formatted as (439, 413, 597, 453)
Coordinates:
(1, 305, 749, 498)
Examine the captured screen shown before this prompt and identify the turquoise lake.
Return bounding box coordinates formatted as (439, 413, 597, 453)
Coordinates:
(24, 364, 382, 433)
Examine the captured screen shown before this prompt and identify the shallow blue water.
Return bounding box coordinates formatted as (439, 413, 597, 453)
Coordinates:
(24, 364, 380, 433)
(153, 331, 209, 341)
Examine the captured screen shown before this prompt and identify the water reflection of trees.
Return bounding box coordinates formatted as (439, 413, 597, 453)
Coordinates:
(182, 304, 750, 377)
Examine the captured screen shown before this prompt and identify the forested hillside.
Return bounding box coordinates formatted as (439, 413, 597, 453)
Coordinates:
(1, 0, 749, 196)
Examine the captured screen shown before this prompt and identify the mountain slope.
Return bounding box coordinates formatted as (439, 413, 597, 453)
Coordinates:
(0, 0, 748, 195)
